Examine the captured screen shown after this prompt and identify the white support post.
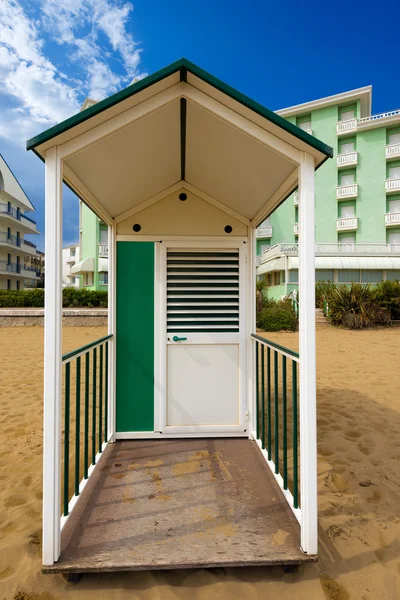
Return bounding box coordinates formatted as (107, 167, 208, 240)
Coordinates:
(42, 146, 63, 566)
(248, 226, 256, 438)
(298, 151, 318, 555)
(107, 221, 117, 442)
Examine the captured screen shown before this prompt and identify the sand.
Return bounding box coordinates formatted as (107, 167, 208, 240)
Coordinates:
(0, 325, 399, 599)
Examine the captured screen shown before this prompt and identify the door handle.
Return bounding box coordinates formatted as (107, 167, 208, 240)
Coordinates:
(173, 336, 187, 342)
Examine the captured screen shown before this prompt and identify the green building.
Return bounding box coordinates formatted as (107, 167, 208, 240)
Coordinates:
(257, 86, 400, 298)
(71, 201, 108, 290)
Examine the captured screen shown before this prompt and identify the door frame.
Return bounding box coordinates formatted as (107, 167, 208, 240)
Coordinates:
(154, 237, 249, 437)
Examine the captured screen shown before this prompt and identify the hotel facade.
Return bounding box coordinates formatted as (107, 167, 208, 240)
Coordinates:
(256, 86, 400, 298)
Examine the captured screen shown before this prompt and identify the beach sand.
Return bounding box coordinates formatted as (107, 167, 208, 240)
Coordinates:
(0, 325, 399, 599)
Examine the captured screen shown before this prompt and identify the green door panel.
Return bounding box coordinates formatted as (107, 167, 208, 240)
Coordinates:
(116, 242, 154, 432)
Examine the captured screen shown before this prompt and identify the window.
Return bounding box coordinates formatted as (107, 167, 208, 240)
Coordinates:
(275, 272, 280, 286)
(340, 141, 355, 154)
(281, 271, 286, 284)
(99, 272, 108, 285)
(100, 228, 108, 244)
(340, 173, 355, 186)
(388, 232, 400, 244)
(289, 270, 298, 283)
(267, 274, 272, 286)
(389, 132, 400, 145)
(316, 269, 334, 282)
(83, 272, 94, 286)
(7, 279, 11, 290)
(298, 120, 311, 131)
(388, 199, 400, 213)
(7, 253, 11, 265)
(338, 270, 360, 283)
(341, 205, 355, 218)
(340, 235, 355, 246)
(386, 270, 400, 280)
(388, 166, 400, 180)
(361, 270, 382, 283)
(70, 247, 76, 257)
(260, 243, 270, 254)
(340, 109, 355, 121)
(16, 280, 20, 290)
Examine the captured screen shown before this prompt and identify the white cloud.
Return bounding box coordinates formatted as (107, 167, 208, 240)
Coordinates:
(0, 0, 146, 146)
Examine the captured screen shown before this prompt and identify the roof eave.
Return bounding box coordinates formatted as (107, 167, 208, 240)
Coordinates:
(26, 58, 332, 161)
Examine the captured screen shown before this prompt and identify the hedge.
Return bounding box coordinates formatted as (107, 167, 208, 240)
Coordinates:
(0, 289, 108, 308)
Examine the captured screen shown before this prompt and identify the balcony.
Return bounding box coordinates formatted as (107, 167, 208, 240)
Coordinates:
(66, 255, 76, 264)
(293, 223, 299, 235)
(258, 242, 400, 263)
(385, 178, 400, 193)
(21, 264, 40, 278)
(0, 203, 38, 232)
(337, 152, 358, 168)
(336, 183, 358, 199)
(293, 193, 299, 205)
(255, 226, 273, 239)
(336, 216, 358, 231)
(336, 119, 357, 135)
(98, 243, 109, 257)
(385, 144, 400, 160)
(385, 212, 400, 226)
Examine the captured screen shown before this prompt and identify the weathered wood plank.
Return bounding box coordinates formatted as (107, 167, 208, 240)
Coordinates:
(44, 439, 315, 573)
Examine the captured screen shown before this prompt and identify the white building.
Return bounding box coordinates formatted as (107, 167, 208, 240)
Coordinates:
(0, 153, 40, 290)
(62, 244, 80, 288)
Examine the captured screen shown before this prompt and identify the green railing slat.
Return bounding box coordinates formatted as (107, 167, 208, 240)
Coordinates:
(92, 348, 97, 466)
(99, 344, 103, 454)
(292, 360, 299, 509)
(75, 356, 81, 497)
(267, 346, 271, 459)
(250, 333, 299, 360)
(62, 334, 113, 362)
(63, 362, 71, 516)
(84, 352, 89, 479)
(274, 351, 279, 474)
(105, 341, 109, 443)
(255, 341, 259, 440)
(261, 344, 265, 449)
(282, 356, 288, 490)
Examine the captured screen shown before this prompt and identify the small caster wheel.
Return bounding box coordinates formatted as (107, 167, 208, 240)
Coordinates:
(283, 564, 298, 574)
(63, 572, 82, 584)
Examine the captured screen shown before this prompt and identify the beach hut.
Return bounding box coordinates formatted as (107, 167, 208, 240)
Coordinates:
(27, 59, 332, 576)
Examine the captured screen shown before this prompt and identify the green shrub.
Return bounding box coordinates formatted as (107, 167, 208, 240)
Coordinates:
(0, 289, 108, 308)
(326, 283, 390, 329)
(258, 305, 297, 332)
(315, 281, 337, 309)
(375, 279, 400, 319)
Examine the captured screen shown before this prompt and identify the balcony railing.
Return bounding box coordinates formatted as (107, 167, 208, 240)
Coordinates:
(259, 242, 400, 262)
(336, 216, 358, 231)
(98, 243, 109, 257)
(0, 260, 21, 273)
(256, 226, 273, 239)
(359, 109, 400, 125)
(336, 183, 358, 199)
(385, 178, 400, 193)
(385, 144, 400, 160)
(336, 119, 357, 134)
(293, 223, 299, 235)
(293, 193, 299, 205)
(21, 264, 41, 277)
(0, 203, 37, 230)
(385, 212, 400, 226)
(337, 152, 358, 168)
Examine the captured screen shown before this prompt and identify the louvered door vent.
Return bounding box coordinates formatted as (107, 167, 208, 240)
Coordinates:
(167, 250, 240, 333)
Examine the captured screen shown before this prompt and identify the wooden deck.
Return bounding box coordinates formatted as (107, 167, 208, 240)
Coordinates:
(44, 439, 315, 573)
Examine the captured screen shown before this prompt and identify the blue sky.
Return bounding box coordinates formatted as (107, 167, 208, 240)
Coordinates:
(0, 0, 399, 251)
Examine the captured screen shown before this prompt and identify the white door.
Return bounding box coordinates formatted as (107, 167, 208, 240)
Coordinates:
(161, 243, 246, 435)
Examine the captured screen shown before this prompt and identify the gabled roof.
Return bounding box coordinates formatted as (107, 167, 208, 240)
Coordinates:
(27, 58, 332, 159)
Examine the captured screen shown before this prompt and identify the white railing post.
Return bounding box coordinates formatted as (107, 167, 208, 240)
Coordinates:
(107, 221, 117, 442)
(298, 151, 318, 555)
(42, 146, 63, 566)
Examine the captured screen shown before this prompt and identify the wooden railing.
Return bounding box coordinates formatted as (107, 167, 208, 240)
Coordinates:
(61, 334, 112, 526)
(252, 334, 300, 521)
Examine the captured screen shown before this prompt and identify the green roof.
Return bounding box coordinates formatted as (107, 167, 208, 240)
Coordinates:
(26, 58, 333, 159)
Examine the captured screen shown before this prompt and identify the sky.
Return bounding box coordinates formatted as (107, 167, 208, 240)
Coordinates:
(0, 0, 399, 251)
